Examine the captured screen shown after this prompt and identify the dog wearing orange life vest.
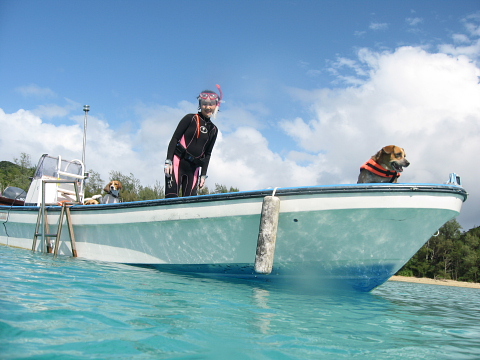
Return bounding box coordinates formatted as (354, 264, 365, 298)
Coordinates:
(357, 145, 410, 183)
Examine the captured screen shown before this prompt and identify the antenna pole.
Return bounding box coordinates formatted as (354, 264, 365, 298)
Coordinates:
(82, 105, 90, 169)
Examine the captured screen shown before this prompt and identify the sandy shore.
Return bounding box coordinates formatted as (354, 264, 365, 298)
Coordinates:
(389, 275, 480, 289)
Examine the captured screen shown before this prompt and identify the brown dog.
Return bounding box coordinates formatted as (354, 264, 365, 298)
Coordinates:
(357, 145, 410, 183)
(83, 198, 100, 205)
(102, 180, 123, 204)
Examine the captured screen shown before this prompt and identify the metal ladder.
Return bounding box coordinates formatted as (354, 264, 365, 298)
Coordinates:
(32, 180, 81, 257)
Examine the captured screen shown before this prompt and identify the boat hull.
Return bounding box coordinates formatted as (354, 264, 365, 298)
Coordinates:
(0, 184, 467, 291)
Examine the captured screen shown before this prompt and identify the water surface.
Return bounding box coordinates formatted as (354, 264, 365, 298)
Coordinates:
(1, 246, 479, 359)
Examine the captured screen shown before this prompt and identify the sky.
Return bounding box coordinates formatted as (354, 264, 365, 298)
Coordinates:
(0, 0, 479, 230)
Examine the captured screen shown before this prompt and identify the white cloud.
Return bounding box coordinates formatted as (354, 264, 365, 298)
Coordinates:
(439, 39, 480, 59)
(439, 13, 480, 60)
(208, 127, 321, 190)
(0, 108, 147, 187)
(406, 17, 423, 26)
(298, 60, 323, 79)
(0, 109, 82, 162)
(327, 56, 370, 85)
(15, 84, 56, 98)
(464, 13, 480, 37)
(452, 34, 470, 44)
(369, 22, 388, 31)
(32, 99, 80, 119)
(306, 69, 322, 77)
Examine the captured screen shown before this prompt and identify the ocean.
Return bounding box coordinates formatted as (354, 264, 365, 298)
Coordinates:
(1, 245, 479, 360)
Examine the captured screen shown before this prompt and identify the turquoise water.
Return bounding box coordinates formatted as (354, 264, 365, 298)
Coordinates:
(1, 246, 479, 360)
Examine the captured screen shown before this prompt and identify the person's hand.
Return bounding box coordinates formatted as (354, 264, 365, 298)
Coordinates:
(199, 175, 207, 189)
(164, 160, 172, 176)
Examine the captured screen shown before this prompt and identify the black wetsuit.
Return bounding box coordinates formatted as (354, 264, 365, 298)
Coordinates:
(165, 112, 218, 198)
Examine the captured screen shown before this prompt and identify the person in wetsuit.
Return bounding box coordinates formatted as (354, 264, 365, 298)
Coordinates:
(164, 89, 220, 197)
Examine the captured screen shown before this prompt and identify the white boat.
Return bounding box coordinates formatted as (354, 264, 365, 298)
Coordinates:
(0, 155, 467, 291)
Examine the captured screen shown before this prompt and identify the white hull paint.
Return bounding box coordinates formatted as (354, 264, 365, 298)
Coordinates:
(0, 184, 467, 291)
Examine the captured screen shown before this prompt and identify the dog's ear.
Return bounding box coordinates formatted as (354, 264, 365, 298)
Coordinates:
(372, 148, 385, 161)
(117, 181, 123, 190)
(372, 145, 395, 162)
(390, 146, 407, 158)
(382, 145, 396, 154)
(104, 182, 112, 192)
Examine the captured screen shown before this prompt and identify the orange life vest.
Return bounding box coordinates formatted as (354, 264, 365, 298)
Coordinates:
(360, 159, 400, 182)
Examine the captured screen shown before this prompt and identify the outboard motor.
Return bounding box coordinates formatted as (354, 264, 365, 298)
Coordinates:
(2, 186, 27, 201)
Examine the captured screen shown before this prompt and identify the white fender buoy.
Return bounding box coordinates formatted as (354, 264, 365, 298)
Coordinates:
(254, 195, 281, 274)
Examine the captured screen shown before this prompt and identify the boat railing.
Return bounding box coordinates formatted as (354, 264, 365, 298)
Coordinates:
(446, 172, 461, 186)
(25, 155, 87, 206)
(40, 179, 82, 205)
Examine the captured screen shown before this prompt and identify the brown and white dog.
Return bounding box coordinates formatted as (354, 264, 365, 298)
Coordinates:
(83, 196, 100, 205)
(357, 145, 410, 183)
(102, 180, 123, 204)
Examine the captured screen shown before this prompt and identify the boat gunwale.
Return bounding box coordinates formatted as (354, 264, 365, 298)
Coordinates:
(0, 183, 467, 213)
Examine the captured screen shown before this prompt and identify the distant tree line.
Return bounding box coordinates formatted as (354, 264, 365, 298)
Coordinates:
(0, 153, 35, 193)
(84, 170, 239, 201)
(83, 170, 166, 202)
(2, 153, 478, 283)
(397, 219, 480, 283)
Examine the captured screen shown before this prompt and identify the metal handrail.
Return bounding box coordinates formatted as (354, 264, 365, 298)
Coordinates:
(32, 180, 81, 255)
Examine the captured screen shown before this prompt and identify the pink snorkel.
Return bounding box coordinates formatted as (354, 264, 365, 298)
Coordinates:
(213, 84, 223, 120)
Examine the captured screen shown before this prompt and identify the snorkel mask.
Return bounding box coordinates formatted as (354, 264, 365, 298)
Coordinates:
(197, 90, 219, 108)
(197, 85, 223, 119)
